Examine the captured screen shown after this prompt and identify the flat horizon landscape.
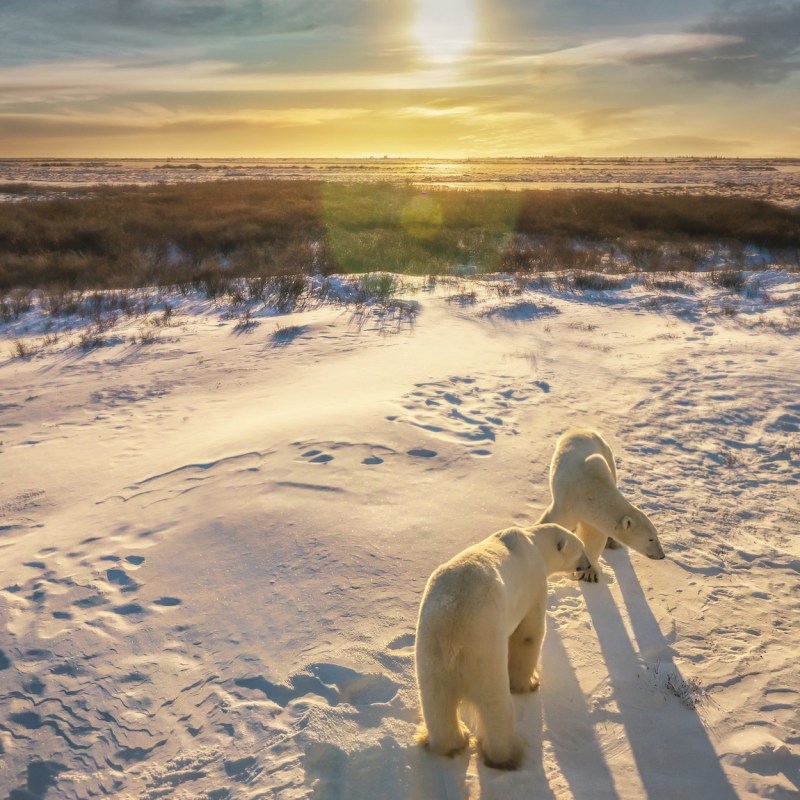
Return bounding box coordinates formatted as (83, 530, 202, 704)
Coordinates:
(2, 0, 800, 797)
(3, 157, 800, 208)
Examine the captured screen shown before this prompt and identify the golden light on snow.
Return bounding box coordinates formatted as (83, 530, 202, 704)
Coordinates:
(412, 0, 477, 63)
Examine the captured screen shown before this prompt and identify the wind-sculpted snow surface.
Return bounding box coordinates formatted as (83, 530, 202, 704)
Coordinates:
(0, 272, 798, 798)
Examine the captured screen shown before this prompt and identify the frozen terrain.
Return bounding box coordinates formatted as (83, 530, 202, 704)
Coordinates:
(1, 271, 799, 799)
(2, 157, 800, 207)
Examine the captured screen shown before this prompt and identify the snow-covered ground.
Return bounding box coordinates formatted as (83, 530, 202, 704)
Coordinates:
(2, 157, 800, 207)
(1, 272, 799, 799)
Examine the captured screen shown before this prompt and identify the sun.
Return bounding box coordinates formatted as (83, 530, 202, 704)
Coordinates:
(412, 0, 477, 63)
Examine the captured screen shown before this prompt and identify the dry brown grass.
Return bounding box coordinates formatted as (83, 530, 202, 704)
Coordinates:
(1, 182, 797, 292)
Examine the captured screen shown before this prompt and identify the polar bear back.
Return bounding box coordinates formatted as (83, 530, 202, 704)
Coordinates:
(550, 428, 617, 490)
(550, 428, 617, 485)
(538, 428, 621, 532)
(417, 529, 548, 649)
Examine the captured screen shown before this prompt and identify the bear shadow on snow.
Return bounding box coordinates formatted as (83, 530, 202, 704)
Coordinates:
(473, 689, 558, 799)
(581, 548, 739, 799)
(539, 621, 621, 799)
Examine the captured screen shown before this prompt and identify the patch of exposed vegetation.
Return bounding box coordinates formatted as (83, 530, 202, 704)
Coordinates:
(708, 270, 747, 292)
(0, 183, 797, 292)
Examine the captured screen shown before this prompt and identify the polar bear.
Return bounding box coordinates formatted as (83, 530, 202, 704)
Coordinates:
(537, 428, 665, 582)
(415, 523, 590, 770)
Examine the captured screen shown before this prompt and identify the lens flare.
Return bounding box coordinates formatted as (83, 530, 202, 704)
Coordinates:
(401, 194, 443, 239)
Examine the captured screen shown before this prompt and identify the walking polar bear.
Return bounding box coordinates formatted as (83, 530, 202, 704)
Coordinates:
(537, 428, 665, 582)
(415, 524, 590, 770)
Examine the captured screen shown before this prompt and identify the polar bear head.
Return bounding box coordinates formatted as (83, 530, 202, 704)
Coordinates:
(614, 507, 665, 560)
(583, 454, 666, 561)
(532, 524, 592, 576)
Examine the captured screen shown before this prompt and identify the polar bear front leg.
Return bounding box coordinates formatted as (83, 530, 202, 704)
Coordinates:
(575, 521, 606, 583)
(508, 605, 545, 694)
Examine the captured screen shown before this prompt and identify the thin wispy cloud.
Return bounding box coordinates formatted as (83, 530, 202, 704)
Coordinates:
(0, 0, 797, 156)
(1, 58, 482, 99)
(674, 3, 800, 83)
(499, 33, 744, 68)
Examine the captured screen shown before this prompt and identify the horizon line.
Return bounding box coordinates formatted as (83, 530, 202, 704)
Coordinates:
(2, 154, 799, 161)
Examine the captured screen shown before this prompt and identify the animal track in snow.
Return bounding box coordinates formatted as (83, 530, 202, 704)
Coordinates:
(234, 662, 401, 709)
(3, 545, 183, 644)
(153, 596, 182, 607)
(90, 382, 172, 408)
(292, 440, 396, 468)
(388, 373, 548, 457)
(0, 547, 189, 800)
(407, 448, 437, 458)
(298, 449, 335, 463)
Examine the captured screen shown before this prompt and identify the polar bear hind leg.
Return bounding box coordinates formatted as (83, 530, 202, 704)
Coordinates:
(468, 636, 525, 769)
(575, 521, 606, 583)
(416, 666, 470, 757)
(508, 605, 545, 694)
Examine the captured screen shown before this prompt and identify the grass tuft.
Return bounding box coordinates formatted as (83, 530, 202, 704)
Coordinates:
(571, 271, 627, 291)
(234, 308, 259, 331)
(709, 270, 746, 292)
(269, 275, 306, 313)
(271, 323, 305, 344)
(11, 339, 37, 358)
(136, 328, 162, 345)
(663, 671, 708, 710)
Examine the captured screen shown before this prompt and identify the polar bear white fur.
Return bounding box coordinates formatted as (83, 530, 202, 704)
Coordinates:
(537, 428, 665, 582)
(415, 524, 590, 770)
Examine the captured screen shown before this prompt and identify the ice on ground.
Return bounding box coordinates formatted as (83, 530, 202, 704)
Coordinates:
(2, 156, 800, 207)
(1, 272, 799, 798)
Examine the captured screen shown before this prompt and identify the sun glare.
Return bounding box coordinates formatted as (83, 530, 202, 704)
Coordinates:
(413, 0, 477, 63)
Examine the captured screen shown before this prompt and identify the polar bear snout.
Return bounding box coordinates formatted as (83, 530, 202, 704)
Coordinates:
(646, 538, 666, 560)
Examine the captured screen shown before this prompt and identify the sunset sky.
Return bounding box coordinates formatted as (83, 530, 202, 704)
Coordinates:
(1, 0, 798, 157)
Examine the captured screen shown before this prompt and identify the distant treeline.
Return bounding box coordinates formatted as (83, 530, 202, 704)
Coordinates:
(0, 181, 797, 291)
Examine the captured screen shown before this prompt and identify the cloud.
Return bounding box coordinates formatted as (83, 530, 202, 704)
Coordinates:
(617, 134, 752, 156)
(1, 0, 797, 156)
(491, 33, 742, 69)
(0, 0, 374, 71)
(2, 0, 351, 39)
(0, 57, 504, 102)
(480, 0, 715, 40)
(638, 2, 800, 83)
(395, 105, 544, 125)
(568, 107, 655, 135)
(0, 105, 371, 139)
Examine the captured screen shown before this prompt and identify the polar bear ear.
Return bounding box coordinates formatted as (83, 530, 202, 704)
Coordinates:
(621, 516, 633, 531)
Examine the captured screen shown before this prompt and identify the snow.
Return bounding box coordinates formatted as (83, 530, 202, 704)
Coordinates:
(2, 157, 799, 207)
(1, 271, 799, 798)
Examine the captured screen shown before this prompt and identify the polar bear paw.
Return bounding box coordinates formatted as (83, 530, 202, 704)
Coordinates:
(511, 675, 540, 694)
(417, 722, 470, 758)
(574, 565, 601, 583)
(479, 734, 525, 771)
